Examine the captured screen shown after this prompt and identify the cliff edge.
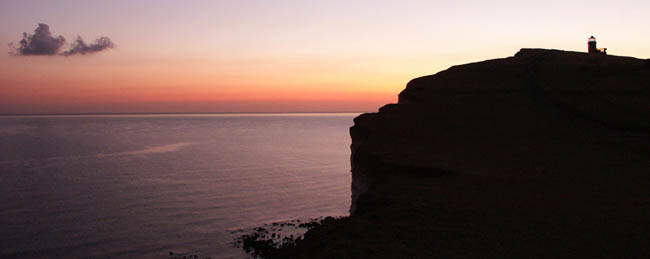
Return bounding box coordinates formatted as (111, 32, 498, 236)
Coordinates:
(280, 49, 650, 258)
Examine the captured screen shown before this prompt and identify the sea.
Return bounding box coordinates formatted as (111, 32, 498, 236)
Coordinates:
(0, 113, 358, 258)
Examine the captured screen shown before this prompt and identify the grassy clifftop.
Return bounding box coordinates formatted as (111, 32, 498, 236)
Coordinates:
(400, 49, 650, 133)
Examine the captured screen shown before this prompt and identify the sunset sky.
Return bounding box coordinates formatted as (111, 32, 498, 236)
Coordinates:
(1, 0, 649, 114)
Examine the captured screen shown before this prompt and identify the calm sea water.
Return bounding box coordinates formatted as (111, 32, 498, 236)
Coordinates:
(0, 113, 357, 258)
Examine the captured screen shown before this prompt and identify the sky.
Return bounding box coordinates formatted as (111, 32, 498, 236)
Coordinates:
(1, 0, 649, 114)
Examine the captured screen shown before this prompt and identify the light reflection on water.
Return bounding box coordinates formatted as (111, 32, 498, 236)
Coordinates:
(0, 114, 357, 258)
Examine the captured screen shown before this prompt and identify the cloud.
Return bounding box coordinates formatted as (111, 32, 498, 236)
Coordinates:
(13, 23, 66, 55)
(10, 23, 115, 56)
(62, 36, 114, 56)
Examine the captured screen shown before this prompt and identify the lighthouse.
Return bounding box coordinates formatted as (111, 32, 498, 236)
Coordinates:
(588, 36, 607, 54)
(588, 36, 597, 53)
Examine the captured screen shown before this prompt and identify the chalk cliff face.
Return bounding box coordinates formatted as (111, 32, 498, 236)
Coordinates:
(349, 49, 649, 215)
(282, 49, 650, 258)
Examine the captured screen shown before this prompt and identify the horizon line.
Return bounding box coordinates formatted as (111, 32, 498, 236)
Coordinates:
(0, 111, 369, 117)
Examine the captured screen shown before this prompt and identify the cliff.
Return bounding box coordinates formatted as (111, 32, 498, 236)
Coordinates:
(278, 49, 650, 258)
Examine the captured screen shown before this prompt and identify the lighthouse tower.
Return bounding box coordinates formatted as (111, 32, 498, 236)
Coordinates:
(588, 36, 598, 53)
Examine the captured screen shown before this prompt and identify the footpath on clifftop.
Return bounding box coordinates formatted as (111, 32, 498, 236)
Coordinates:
(269, 49, 650, 258)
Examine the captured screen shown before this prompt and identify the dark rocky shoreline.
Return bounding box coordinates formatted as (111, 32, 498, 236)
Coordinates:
(234, 217, 341, 258)
(242, 49, 650, 258)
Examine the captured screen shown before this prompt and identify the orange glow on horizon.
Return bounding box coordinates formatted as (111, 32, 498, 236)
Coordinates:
(0, 53, 409, 113)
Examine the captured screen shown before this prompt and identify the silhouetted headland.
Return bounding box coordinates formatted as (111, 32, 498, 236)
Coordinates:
(261, 49, 650, 258)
